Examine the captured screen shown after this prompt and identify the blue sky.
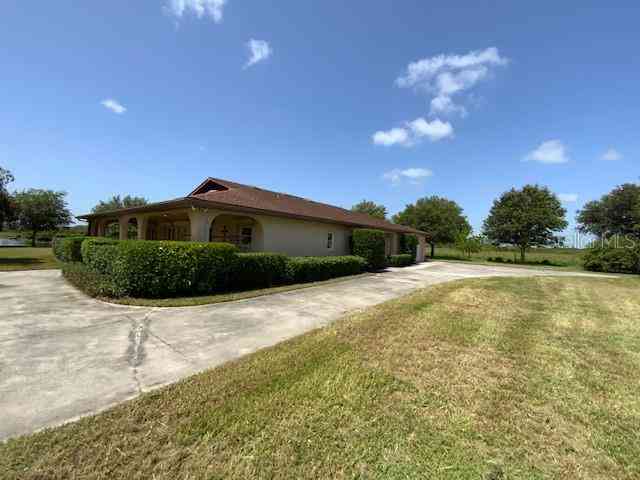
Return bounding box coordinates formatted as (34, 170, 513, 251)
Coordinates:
(2, 1, 639, 234)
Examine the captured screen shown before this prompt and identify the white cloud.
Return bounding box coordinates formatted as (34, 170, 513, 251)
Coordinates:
(244, 39, 272, 68)
(383, 167, 433, 186)
(164, 0, 226, 23)
(408, 118, 454, 142)
(558, 193, 579, 203)
(372, 117, 453, 147)
(430, 95, 467, 116)
(601, 148, 622, 161)
(101, 99, 126, 115)
(372, 128, 410, 147)
(396, 47, 507, 117)
(524, 140, 569, 164)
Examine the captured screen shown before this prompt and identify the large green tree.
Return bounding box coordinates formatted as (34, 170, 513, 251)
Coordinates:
(577, 183, 640, 239)
(92, 194, 148, 214)
(393, 196, 470, 258)
(13, 189, 72, 246)
(0, 167, 15, 231)
(483, 185, 567, 262)
(351, 200, 387, 220)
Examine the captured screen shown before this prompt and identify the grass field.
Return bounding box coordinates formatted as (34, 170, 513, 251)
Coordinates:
(434, 245, 585, 269)
(0, 247, 58, 271)
(2, 275, 639, 479)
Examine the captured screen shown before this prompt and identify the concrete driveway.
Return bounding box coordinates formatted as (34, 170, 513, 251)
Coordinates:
(0, 262, 608, 441)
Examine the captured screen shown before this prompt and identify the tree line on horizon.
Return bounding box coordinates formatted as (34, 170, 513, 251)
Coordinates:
(2, 164, 638, 258)
(352, 182, 640, 262)
(0, 166, 149, 246)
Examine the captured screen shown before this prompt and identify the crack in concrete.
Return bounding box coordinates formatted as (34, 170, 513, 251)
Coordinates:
(147, 328, 194, 364)
(126, 313, 152, 393)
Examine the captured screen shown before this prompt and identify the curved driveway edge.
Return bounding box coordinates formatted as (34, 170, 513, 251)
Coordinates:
(0, 262, 613, 441)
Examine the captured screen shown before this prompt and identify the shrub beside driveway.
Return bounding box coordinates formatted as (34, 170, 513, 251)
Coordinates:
(53, 234, 393, 304)
(57, 237, 371, 297)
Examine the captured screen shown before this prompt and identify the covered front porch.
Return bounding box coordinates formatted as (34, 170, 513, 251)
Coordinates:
(87, 209, 264, 252)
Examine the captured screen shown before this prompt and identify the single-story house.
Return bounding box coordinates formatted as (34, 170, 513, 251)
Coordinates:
(78, 177, 429, 262)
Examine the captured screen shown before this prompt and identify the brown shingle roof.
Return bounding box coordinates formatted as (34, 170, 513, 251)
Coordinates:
(79, 177, 426, 235)
(186, 178, 424, 234)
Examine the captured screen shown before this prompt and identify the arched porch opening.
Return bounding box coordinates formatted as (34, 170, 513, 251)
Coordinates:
(210, 214, 264, 252)
(145, 212, 191, 241)
(125, 217, 138, 239)
(102, 219, 120, 239)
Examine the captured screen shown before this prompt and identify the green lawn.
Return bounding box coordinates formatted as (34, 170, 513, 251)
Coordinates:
(0, 247, 58, 271)
(434, 245, 585, 269)
(2, 276, 639, 479)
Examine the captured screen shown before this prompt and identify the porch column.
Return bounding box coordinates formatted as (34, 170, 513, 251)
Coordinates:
(188, 210, 211, 242)
(136, 216, 149, 240)
(96, 220, 106, 237)
(118, 217, 129, 241)
(416, 235, 427, 263)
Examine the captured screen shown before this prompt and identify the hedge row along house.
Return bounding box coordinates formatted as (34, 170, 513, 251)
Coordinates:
(78, 177, 429, 262)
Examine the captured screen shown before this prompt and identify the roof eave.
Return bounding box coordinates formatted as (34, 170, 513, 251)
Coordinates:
(76, 197, 193, 220)
(77, 195, 428, 235)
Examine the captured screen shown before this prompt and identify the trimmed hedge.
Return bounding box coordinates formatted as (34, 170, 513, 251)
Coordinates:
(110, 241, 238, 298)
(230, 252, 289, 289)
(352, 229, 387, 270)
(61, 237, 371, 299)
(81, 237, 119, 274)
(387, 254, 414, 267)
(62, 262, 116, 297)
(52, 236, 87, 263)
(583, 247, 640, 274)
(286, 255, 366, 283)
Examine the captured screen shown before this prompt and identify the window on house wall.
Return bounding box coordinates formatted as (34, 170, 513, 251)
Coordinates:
(327, 232, 334, 250)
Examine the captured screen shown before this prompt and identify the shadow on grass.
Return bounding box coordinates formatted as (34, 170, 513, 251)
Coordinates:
(0, 258, 45, 266)
(433, 254, 570, 268)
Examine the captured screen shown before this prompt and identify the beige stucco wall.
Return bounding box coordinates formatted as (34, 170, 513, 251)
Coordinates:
(256, 214, 352, 256)
(98, 207, 416, 259)
(416, 234, 427, 262)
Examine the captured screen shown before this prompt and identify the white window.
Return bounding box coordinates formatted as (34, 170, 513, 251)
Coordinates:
(327, 232, 334, 250)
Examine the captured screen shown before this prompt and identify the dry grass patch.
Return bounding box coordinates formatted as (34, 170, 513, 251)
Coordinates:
(1, 276, 639, 479)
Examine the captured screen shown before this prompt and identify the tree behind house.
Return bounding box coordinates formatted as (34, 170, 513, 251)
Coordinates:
(483, 185, 567, 263)
(0, 167, 15, 231)
(92, 195, 148, 214)
(393, 196, 470, 258)
(577, 183, 640, 240)
(351, 200, 387, 220)
(13, 189, 72, 246)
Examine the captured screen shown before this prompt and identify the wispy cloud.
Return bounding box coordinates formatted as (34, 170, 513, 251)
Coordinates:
(101, 98, 126, 115)
(558, 193, 579, 203)
(163, 0, 226, 23)
(244, 39, 272, 68)
(396, 47, 508, 117)
(383, 167, 433, 186)
(524, 140, 569, 164)
(601, 148, 622, 161)
(372, 117, 453, 147)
